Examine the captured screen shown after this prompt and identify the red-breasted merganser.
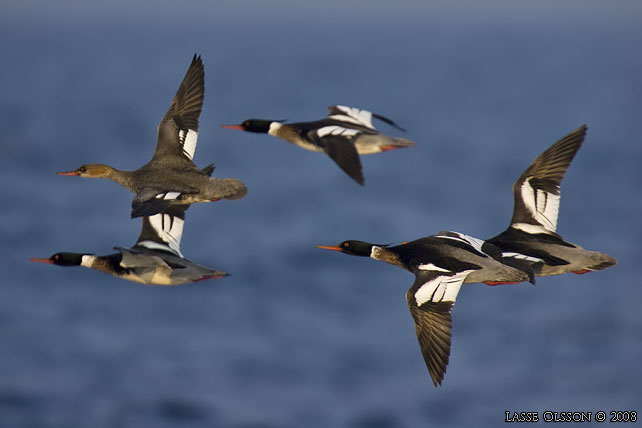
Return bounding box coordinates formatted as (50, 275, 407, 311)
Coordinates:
(318, 231, 534, 386)
(31, 205, 228, 285)
(486, 125, 616, 276)
(221, 105, 416, 185)
(57, 55, 247, 218)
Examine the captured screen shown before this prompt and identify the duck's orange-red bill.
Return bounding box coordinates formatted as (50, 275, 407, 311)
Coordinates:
(221, 124, 244, 130)
(317, 245, 343, 252)
(30, 257, 53, 264)
(56, 171, 79, 176)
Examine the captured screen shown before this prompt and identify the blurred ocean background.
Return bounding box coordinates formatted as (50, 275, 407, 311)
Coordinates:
(1, 1, 640, 427)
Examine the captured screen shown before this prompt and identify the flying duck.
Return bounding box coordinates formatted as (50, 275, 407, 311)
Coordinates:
(221, 105, 416, 185)
(31, 205, 228, 285)
(486, 125, 616, 276)
(57, 55, 247, 218)
(318, 231, 534, 386)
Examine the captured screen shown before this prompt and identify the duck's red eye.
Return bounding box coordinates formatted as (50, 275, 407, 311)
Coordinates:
(343, 242, 349, 247)
(79, 167, 86, 173)
(53, 255, 59, 261)
(244, 121, 250, 127)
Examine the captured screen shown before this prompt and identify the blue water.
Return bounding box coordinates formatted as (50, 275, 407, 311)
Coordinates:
(1, 1, 641, 427)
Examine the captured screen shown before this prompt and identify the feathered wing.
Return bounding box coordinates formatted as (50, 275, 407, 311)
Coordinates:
(510, 125, 587, 233)
(434, 231, 487, 256)
(406, 269, 472, 386)
(327, 105, 375, 129)
(306, 122, 364, 185)
(152, 54, 205, 163)
(130, 187, 197, 218)
(132, 206, 188, 257)
(327, 105, 406, 132)
(314, 134, 365, 185)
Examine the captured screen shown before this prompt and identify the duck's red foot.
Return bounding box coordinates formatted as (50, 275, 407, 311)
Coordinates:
(211, 198, 221, 202)
(380, 145, 400, 152)
(484, 281, 519, 286)
(573, 269, 591, 274)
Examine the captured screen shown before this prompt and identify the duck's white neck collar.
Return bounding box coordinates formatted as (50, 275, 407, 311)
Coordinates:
(268, 122, 282, 136)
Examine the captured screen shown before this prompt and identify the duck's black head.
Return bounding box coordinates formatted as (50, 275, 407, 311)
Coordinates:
(221, 119, 275, 134)
(31, 252, 85, 267)
(317, 240, 377, 257)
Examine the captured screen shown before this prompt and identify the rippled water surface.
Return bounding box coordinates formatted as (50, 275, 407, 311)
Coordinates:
(1, 1, 640, 427)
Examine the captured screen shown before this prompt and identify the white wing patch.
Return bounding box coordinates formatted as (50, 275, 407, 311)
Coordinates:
(316, 125, 361, 138)
(511, 223, 552, 235)
(328, 105, 375, 129)
(179, 129, 199, 160)
(435, 231, 486, 254)
(414, 270, 473, 307)
(140, 213, 185, 257)
(155, 192, 181, 200)
(137, 240, 179, 257)
(418, 263, 451, 272)
(502, 252, 544, 264)
(520, 180, 560, 233)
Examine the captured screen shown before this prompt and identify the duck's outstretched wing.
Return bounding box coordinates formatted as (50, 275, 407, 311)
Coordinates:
(406, 268, 473, 387)
(132, 206, 188, 257)
(130, 186, 198, 218)
(152, 54, 205, 164)
(313, 133, 365, 185)
(327, 105, 406, 132)
(510, 125, 587, 234)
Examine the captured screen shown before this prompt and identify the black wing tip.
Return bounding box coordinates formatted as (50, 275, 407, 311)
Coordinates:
(496, 255, 537, 285)
(430, 372, 445, 387)
(186, 54, 204, 76)
(570, 124, 588, 146)
(409, 300, 454, 388)
(372, 112, 407, 132)
(319, 135, 365, 186)
(163, 204, 189, 219)
(131, 207, 157, 219)
(327, 105, 407, 133)
(184, 53, 204, 79)
(344, 165, 365, 186)
(201, 163, 215, 176)
(131, 201, 166, 219)
(424, 349, 449, 387)
(512, 123, 589, 198)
